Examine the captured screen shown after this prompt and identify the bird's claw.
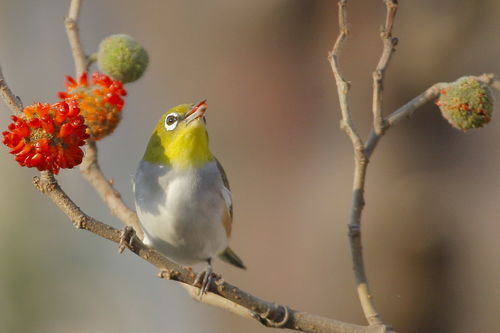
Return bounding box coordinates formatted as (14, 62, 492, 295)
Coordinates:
(118, 226, 136, 253)
(194, 268, 215, 296)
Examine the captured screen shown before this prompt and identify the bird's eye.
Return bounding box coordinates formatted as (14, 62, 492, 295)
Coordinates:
(164, 113, 179, 131)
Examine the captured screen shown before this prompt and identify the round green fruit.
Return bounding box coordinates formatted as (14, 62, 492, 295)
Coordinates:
(436, 77, 494, 131)
(97, 34, 149, 83)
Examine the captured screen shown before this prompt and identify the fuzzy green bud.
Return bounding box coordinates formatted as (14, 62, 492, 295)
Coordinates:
(97, 34, 149, 83)
(436, 77, 494, 131)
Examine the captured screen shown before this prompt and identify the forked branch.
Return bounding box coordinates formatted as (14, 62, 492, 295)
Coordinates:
(328, 0, 381, 326)
(328, 0, 498, 329)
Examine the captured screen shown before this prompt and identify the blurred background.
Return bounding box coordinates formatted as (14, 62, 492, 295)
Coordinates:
(0, 0, 499, 332)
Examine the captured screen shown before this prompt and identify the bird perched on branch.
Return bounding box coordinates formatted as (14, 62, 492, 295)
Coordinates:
(133, 100, 245, 294)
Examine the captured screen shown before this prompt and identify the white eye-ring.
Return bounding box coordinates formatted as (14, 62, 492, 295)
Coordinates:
(164, 112, 179, 131)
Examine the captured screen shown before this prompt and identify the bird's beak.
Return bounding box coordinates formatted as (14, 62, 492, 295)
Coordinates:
(185, 99, 207, 124)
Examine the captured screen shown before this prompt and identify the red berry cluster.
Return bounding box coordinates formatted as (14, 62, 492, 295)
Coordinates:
(2, 100, 89, 174)
(59, 72, 127, 140)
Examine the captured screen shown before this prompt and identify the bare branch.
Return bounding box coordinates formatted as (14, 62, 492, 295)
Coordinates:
(0, 66, 23, 116)
(32, 171, 391, 333)
(328, 0, 384, 326)
(492, 79, 500, 91)
(79, 140, 144, 239)
(88, 52, 98, 67)
(348, 162, 381, 325)
(328, 0, 364, 155)
(65, 0, 87, 76)
(372, 0, 399, 134)
(385, 82, 447, 128)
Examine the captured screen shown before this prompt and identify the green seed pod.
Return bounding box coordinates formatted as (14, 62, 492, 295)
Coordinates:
(436, 77, 494, 131)
(97, 34, 149, 83)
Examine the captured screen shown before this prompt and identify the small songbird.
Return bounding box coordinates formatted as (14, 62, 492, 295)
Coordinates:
(133, 100, 245, 294)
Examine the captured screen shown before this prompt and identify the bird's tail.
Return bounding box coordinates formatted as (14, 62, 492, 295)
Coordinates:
(219, 247, 246, 269)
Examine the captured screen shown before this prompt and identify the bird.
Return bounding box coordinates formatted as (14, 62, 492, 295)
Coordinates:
(133, 100, 245, 294)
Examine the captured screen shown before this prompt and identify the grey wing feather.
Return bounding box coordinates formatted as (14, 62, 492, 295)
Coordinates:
(216, 158, 233, 219)
(215, 159, 246, 269)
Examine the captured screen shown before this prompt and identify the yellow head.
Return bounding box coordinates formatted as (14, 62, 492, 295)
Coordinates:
(143, 100, 213, 169)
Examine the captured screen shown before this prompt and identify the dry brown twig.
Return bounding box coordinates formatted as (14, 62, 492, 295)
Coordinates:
(372, 0, 398, 135)
(65, 0, 86, 77)
(0, 67, 23, 116)
(328, 0, 390, 326)
(0, 0, 499, 332)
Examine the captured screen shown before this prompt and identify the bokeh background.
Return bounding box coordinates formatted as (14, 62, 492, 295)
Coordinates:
(0, 0, 499, 332)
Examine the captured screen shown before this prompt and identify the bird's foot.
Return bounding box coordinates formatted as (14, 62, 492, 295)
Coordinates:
(118, 226, 136, 253)
(194, 267, 216, 296)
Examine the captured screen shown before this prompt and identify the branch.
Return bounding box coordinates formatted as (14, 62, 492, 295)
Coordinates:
(328, 0, 383, 326)
(372, 0, 398, 134)
(0, 66, 23, 116)
(328, 0, 364, 155)
(32, 171, 391, 333)
(492, 79, 500, 91)
(65, 0, 87, 76)
(79, 141, 144, 238)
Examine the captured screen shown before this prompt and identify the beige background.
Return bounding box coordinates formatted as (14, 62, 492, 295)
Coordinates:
(0, 1, 499, 332)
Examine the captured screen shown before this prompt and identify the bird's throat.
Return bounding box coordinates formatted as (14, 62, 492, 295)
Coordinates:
(143, 124, 213, 169)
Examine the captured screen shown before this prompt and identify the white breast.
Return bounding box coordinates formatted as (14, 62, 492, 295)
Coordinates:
(133, 160, 229, 265)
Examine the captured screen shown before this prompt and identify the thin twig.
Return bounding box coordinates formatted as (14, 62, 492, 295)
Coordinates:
(492, 79, 500, 91)
(328, 0, 364, 155)
(328, 0, 383, 326)
(372, 0, 398, 135)
(88, 53, 98, 67)
(0, 66, 23, 116)
(80, 140, 144, 239)
(365, 73, 496, 157)
(32, 171, 391, 333)
(65, 0, 87, 76)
